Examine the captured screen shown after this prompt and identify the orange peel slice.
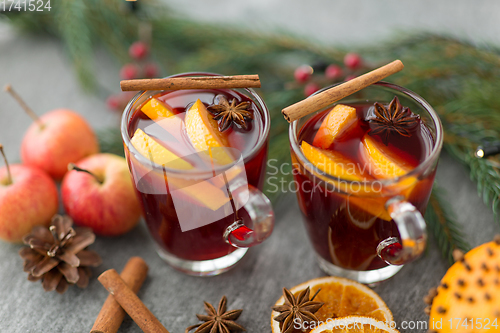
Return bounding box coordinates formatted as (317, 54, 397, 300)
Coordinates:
(313, 104, 357, 149)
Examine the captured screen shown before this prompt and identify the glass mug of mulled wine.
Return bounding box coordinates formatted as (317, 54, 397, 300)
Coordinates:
(289, 81, 443, 284)
(121, 72, 274, 276)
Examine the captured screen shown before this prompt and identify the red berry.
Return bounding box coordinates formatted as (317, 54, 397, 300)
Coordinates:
(294, 65, 313, 83)
(345, 75, 356, 81)
(144, 63, 159, 78)
(129, 41, 149, 60)
(120, 63, 139, 80)
(106, 95, 121, 111)
(344, 53, 362, 70)
(304, 82, 320, 97)
(325, 64, 343, 80)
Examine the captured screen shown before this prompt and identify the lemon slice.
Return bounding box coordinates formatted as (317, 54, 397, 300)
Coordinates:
(130, 128, 192, 170)
(313, 104, 357, 149)
(185, 99, 234, 165)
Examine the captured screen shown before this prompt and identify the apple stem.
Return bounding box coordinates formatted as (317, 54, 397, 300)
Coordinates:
(0, 144, 13, 185)
(4, 84, 45, 130)
(68, 163, 103, 184)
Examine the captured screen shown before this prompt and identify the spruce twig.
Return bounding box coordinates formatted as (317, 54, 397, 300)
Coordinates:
(425, 185, 471, 264)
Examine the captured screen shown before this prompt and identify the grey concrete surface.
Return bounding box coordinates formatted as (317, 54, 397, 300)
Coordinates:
(0, 13, 499, 333)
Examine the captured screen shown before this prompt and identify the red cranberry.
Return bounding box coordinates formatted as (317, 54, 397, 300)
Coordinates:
(325, 64, 343, 80)
(120, 63, 139, 80)
(106, 95, 121, 110)
(344, 53, 362, 70)
(144, 63, 159, 78)
(294, 65, 313, 83)
(129, 41, 149, 60)
(304, 82, 320, 96)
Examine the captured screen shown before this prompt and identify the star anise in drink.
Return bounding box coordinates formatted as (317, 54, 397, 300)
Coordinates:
(207, 96, 253, 132)
(367, 96, 420, 145)
(272, 287, 324, 333)
(185, 296, 245, 333)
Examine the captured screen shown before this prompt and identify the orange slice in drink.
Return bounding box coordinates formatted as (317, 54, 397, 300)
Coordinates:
(141, 97, 176, 119)
(271, 276, 393, 333)
(301, 140, 390, 220)
(361, 134, 418, 196)
(130, 128, 193, 170)
(301, 141, 366, 183)
(361, 134, 415, 179)
(131, 129, 229, 211)
(185, 99, 234, 165)
(310, 316, 399, 333)
(313, 104, 357, 149)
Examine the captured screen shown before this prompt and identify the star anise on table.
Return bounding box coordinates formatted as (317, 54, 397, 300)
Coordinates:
(18, 215, 102, 294)
(185, 296, 245, 333)
(207, 96, 253, 132)
(367, 96, 420, 145)
(272, 287, 324, 333)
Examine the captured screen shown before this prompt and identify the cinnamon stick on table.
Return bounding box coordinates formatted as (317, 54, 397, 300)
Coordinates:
(120, 74, 261, 91)
(282, 60, 404, 123)
(98, 269, 170, 333)
(91, 257, 149, 333)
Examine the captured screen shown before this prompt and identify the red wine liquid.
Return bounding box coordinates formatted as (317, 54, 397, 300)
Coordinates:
(293, 103, 435, 271)
(126, 89, 268, 261)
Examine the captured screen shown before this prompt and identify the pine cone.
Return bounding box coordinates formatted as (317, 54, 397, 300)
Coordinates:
(19, 215, 102, 294)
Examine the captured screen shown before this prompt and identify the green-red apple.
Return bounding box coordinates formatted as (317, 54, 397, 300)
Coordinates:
(61, 153, 142, 236)
(0, 163, 59, 242)
(21, 109, 99, 180)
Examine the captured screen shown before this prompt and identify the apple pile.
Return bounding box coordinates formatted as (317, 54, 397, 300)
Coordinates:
(0, 85, 141, 242)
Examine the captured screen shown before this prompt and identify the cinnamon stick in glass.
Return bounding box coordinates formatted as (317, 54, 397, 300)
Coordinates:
(120, 74, 261, 91)
(282, 60, 404, 123)
(90, 257, 149, 333)
(98, 269, 170, 333)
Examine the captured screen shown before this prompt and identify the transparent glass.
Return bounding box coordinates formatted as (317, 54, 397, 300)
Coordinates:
(289, 82, 443, 284)
(121, 73, 274, 276)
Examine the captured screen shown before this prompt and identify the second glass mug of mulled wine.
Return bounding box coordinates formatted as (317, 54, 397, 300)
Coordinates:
(289, 81, 443, 284)
(121, 73, 274, 276)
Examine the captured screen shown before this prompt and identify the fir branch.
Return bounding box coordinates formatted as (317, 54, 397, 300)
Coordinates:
(97, 127, 125, 158)
(425, 185, 471, 264)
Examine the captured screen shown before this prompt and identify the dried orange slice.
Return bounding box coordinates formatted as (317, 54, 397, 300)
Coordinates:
(313, 104, 357, 149)
(310, 316, 399, 333)
(271, 277, 393, 333)
(185, 99, 234, 165)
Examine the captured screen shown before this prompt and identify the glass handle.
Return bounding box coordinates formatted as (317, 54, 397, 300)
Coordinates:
(377, 197, 427, 265)
(223, 185, 274, 248)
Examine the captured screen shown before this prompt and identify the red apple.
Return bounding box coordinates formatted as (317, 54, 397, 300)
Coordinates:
(61, 153, 141, 236)
(0, 146, 58, 242)
(21, 109, 100, 180)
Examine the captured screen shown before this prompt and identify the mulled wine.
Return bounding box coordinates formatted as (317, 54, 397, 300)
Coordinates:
(121, 74, 273, 275)
(289, 82, 443, 283)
